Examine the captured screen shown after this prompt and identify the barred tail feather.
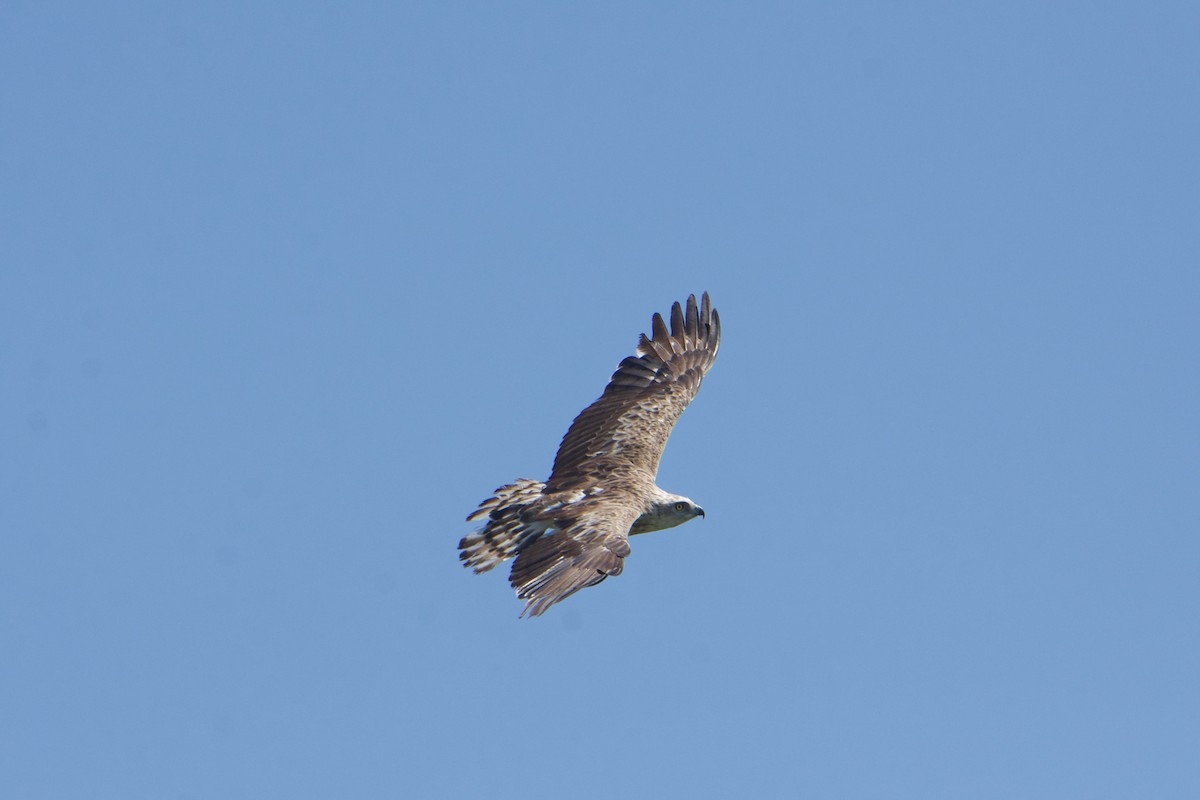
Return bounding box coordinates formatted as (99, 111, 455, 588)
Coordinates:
(458, 479, 548, 573)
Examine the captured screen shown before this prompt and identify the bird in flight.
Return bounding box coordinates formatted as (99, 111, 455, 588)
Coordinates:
(459, 292, 721, 617)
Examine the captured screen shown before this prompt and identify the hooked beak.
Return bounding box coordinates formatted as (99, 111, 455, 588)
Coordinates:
(696, 506, 705, 519)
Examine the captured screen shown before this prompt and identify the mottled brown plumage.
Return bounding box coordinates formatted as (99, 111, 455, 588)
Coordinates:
(459, 293, 720, 617)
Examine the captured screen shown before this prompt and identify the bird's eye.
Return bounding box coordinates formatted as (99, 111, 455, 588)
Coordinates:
(674, 502, 687, 511)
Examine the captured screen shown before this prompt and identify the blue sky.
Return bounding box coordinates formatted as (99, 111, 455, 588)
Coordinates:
(3, 2, 1198, 797)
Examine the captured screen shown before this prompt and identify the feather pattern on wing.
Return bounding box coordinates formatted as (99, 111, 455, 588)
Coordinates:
(507, 499, 640, 617)
(547, 292, 720, 490)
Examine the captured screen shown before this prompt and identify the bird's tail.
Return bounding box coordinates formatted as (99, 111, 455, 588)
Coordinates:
(458, 479, 548, 573)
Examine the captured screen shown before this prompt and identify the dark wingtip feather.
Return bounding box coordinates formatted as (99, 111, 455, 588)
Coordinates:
(636, 332, 654, 355)
(651, 311, 670, 344)
(684, 294, 700, 346)
(670, 301, 685, 341)
(648, 312, 674, 362)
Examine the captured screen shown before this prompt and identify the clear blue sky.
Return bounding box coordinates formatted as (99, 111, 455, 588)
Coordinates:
(3, 2, 1198, 798)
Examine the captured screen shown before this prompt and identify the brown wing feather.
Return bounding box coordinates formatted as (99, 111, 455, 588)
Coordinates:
(546, 292, 720, 490)
(508, 501, 640, 617)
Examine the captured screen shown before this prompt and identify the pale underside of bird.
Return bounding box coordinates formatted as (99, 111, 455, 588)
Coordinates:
(459, 292, 721, 617)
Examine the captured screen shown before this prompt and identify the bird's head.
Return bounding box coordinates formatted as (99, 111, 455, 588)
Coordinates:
(631, 490, 705, 535)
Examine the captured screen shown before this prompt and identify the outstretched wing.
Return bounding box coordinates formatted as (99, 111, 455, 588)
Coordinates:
(507, 498, 641, 617)
(547, 292, 720, 491)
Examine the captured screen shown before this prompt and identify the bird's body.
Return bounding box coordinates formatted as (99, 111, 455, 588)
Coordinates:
(459, 293, 720, 617)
